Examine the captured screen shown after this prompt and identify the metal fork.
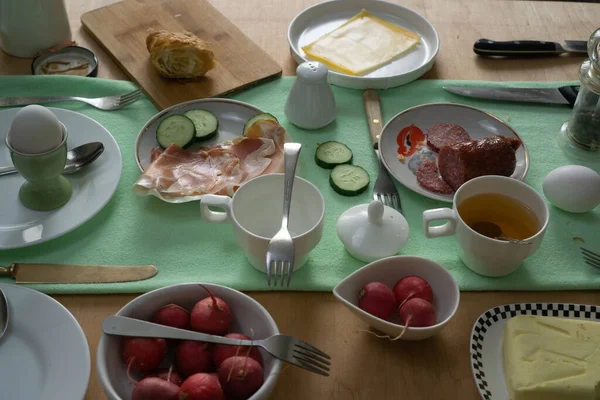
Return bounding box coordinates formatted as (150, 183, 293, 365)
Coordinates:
(266, 143, 302, 287)
(0, 89, 143, 111)
(103, 315, 331, 376)
(581, 247, 600, 269)
(362, 90, 402, 213)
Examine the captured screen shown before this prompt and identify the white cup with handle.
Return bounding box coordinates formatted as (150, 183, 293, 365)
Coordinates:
(200, 173, 325, 273)
(422, 175, 549, 277)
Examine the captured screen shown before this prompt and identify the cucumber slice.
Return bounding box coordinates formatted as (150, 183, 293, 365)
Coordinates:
(330, 164, 370, 196)
(243, 113, 278, 135)
(315, 141, 353, 169)
(156, 114, 196, 149)
(184, 109, 219, 141)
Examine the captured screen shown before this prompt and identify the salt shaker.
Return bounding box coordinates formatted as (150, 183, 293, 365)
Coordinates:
(285, 62, 336, 130)
(558, 28, 600, 165)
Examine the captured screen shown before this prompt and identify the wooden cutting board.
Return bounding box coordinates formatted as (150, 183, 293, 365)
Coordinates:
(81, 0, 282, 110)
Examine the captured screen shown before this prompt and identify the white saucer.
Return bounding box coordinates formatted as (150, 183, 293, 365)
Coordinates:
(0, 284, 91, 399)
(0, 108, 122, 249)
(288, 0, 439, 89)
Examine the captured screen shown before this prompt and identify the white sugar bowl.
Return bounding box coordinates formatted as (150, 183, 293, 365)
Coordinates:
(336, 200, 410, 262)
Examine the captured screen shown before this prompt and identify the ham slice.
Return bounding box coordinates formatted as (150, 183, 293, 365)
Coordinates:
(133, 120, 287, 202)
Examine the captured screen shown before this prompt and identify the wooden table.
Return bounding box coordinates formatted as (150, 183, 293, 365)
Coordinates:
(1, 1, 599, 399)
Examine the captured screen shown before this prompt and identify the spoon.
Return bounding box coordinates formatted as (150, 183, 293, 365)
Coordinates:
(0, 142, 104, 177)
(0, 288, 8, 342)
(471, 221, 532, 244)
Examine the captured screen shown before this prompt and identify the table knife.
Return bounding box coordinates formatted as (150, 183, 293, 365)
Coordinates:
(443, 85, 580, 107)
(0, 263, 158, 284)
(473, 38, 587, 56)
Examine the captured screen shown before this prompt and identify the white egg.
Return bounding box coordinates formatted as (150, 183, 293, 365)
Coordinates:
(7, 105, 63, 154)
(542, 165, 600, 213)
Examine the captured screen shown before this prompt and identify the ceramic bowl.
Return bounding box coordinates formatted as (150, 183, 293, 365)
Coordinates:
(96, 283, 281, 400)
(333, 256, 460, 340)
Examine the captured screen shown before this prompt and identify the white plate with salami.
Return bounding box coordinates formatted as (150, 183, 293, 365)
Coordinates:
(378, 103, 529, 203)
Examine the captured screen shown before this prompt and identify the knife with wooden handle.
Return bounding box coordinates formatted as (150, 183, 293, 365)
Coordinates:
(0, 263, 158, 284)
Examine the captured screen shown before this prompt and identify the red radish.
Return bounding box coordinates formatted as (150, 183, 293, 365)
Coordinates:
(153, 304, 191, 330)
(190, 285, 233, 335)
(122, 337, 167, 373)
(218, 356, 264, 400)
(212, 333, 263, 367)
(179, 373, 224, 400)
(358, 282, 396, 321)
(148, 368, 184, 386)
(393, 276, 433, 308)
(175, 340, 213, 377)
(399, 297, 437, 328)
(131, 377, 180, 400)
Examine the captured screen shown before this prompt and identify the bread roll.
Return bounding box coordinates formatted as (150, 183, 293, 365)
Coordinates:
(146, 30, 216, 79)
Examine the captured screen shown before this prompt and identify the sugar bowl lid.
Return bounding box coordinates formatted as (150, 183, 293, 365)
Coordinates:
(336, 200, 410, 263)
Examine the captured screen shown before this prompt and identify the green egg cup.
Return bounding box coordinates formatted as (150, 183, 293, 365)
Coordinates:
(6, 123, 72, 211)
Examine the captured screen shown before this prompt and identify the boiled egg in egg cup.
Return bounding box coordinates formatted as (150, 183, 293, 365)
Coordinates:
(5, 105, 73, 211)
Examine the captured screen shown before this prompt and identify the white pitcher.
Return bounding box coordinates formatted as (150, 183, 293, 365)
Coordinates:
(0, 0, 71, 58)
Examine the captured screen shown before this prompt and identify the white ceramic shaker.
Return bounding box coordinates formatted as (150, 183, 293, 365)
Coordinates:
(0, 0, 72, 58)
(285, 61, 336, 130)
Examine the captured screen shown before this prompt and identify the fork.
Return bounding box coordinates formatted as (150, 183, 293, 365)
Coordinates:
(581, 247, 600, 269)
(266, 142, 302, 287)
(0, 89, 143, 111)
(102, 315, 331, 376)
(362, 90, 402, 213)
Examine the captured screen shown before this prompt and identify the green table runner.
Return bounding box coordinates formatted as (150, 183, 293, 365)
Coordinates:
(0, 76, 598, 294)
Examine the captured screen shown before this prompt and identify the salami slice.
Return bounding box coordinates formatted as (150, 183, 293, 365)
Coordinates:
(426, 123, 471, 152)
(416, 160, 454, 194)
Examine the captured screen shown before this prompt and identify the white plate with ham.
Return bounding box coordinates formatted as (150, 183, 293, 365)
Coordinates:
(378, 103, 529, 203)
(133, 99, 291, 203)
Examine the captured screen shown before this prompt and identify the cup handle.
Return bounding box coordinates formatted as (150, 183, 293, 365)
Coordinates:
(423, 208, 457, 238)
(200, 195, 232, 224)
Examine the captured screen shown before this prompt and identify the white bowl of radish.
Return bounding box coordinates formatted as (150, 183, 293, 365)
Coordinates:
(96, 283, 281, 400)
(333, 256, 459, 340)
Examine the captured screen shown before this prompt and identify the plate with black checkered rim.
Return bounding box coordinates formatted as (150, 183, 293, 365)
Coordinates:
(469, 302, 600, 400)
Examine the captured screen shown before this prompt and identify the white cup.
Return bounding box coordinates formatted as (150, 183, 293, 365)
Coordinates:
(200, 173, 325, 273)
(422, 176, 549, 277)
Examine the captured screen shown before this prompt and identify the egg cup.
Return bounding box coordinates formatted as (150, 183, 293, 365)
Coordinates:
(6, 123, 72, 211)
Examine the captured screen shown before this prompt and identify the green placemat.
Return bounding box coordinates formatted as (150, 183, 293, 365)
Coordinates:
(0, 76, 598, 294)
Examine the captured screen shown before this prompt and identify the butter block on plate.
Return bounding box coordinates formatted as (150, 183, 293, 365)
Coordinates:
(503, 315, 600, 400)
(301, 9, 421, 76)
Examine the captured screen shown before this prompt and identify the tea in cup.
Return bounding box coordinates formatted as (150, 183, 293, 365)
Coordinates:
(422, 176, 549, 277)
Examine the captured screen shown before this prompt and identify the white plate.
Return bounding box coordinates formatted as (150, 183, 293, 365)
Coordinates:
(0, 108, 122, 249)
(470, 303, 600, 400)
(379, 103, 529, 203)
(287, 0, 439, 89)
(0, 284, 91, 399)
(135, 98, 265, 171)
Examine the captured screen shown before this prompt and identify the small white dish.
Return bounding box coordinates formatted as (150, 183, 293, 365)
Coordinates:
(379, 103, 529, 203)
(470, 303, 600, 400)
(288, 0, 439, 90)
(333, 255, 459, 340)
(337, 200, 409, 262)
(0, 107, 122, 249)
(97, 282, 281, 400)
(0, 283, 91, 399)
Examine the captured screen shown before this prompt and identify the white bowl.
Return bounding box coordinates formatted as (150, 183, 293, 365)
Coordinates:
(333, 256, 460, 340)
(97, 283, 281, 400)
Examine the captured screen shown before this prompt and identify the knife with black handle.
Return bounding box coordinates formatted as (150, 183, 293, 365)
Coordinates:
(473, 38, 588, 56)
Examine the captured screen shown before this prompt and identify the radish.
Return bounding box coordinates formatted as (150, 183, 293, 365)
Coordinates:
(212, 333, 262, 367)
(153, 304, 191, 330)
(175, 340, 213, 377)
(148, 367, 184, 386)
(399, 297, 437, 328)
(179, 373, 224, 400)
(218, 356, 264, 400)
(393, 276, 433, 308)
(131, 377, 180, 400)
(190, 285, 233, 335)
(358, 282, 396, 321)
(122, 337, 168, 373)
